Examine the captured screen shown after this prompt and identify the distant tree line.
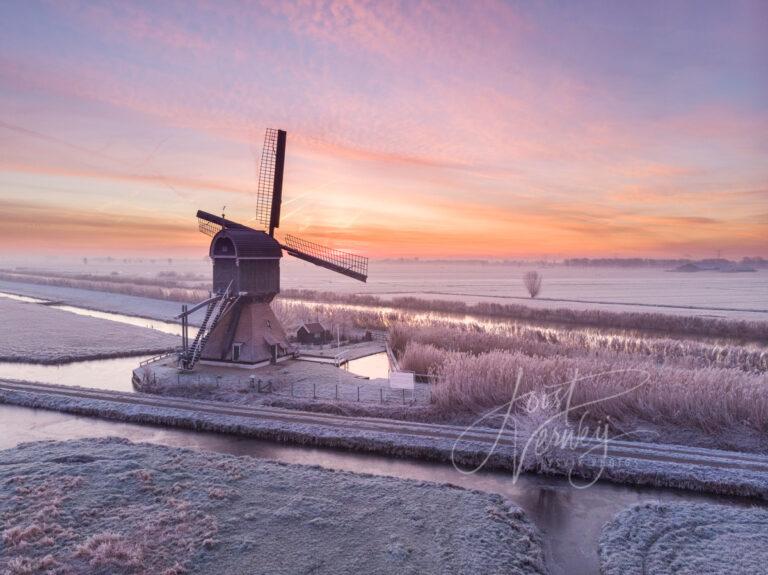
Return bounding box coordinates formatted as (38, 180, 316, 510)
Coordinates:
(564, 257, 768, 268)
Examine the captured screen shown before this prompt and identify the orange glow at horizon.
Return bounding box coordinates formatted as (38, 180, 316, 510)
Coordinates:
(0, 1, 766, 259)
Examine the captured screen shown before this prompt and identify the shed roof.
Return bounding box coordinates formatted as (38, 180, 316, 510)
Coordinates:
(211, 229, 282, 259)
(299, 322, 326, 334)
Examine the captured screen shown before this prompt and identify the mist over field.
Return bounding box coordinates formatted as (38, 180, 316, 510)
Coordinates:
(3, 255, 766, 319)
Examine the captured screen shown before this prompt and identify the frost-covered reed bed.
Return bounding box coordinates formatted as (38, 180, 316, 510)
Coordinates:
(399, 339, 768, 440)
(390, 323, 768, 373)
(392, 320, 768, 446)
(283, 289, 768, 341)
(272, 299, 397, 333)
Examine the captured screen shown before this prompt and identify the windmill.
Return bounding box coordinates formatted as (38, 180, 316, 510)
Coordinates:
(178, 128, 368, 370)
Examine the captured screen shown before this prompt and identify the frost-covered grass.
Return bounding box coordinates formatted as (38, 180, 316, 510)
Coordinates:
(0, 279, 193, 324)
(0, 437, 547, 575)
(599, 502, 768, 575)
(135, 355, 427, 409)
(0, 299, 179, 364)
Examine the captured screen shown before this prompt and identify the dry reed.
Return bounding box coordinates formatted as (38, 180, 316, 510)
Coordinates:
(283, 289, 768, 341)
(391, 322, 767, 373)
(400, 341, 768, 435)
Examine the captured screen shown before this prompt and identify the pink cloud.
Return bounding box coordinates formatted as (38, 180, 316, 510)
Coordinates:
(266, 1, 531, 71)
(2, 2, 765, 257)
(51, 0, 213, 55)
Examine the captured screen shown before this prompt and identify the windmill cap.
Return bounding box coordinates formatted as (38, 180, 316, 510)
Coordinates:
(210, 228, 283, 259)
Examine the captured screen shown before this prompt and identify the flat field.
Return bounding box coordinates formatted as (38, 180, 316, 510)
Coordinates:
(3, 257, 767, 319)
(0, 437, 547, 575)
(0, 298, 179, 364)
(599, 502, 768, 575)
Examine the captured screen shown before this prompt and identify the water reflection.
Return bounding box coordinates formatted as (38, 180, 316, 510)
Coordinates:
(0, 355, 150, 391)
(0, 352, 393, 391)
(0, 291, 192, 337)
(0, 292, 48, 304)
(342, 352, 390, 379)
(53, 305, 190, 336)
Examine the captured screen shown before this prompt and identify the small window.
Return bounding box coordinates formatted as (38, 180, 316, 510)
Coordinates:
(232, 343, 243, 361)
(266, 320, 271, 329)
(213, 237, 235, 256)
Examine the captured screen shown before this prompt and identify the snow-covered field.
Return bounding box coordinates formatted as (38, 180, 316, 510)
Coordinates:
(599, 501, 768, 574)
(353, 263, 768, 319)
(0, 299, 179, 364)
(289, 260, 768, 319)
(3, 257, 767, 319)
(0, 279, 189, 323)
(0, 437, 547, 575)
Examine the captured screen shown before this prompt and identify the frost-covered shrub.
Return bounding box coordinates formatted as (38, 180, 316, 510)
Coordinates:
(399, 341, 458, 376)
(74, 532, 143, 568)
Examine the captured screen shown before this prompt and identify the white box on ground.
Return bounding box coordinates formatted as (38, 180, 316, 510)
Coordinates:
(389, 371, 415, 390)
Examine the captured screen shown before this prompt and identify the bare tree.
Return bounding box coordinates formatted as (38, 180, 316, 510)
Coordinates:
(523, 271, 542, 298)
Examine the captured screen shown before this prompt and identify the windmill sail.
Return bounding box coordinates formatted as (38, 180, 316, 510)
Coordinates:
(196, 210, 254, 237)
(281, 234, 368, 282)
(197, 215, 222, 237)
(255, 128, 287, 236)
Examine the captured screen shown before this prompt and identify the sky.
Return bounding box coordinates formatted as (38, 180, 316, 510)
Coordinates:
(0, 0, 766, 259)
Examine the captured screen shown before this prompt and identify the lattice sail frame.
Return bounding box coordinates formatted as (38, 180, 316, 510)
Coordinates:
(196, 128, 369, 283)
(198, 217, 222, 237)
(255, 128, 279, 233)
(282, 234, 368, 282)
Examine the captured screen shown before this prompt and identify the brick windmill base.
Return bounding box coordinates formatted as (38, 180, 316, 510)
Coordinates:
(199, 299, 292, 365)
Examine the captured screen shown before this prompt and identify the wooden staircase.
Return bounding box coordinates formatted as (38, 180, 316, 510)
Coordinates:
(179, 284, 239, 371)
